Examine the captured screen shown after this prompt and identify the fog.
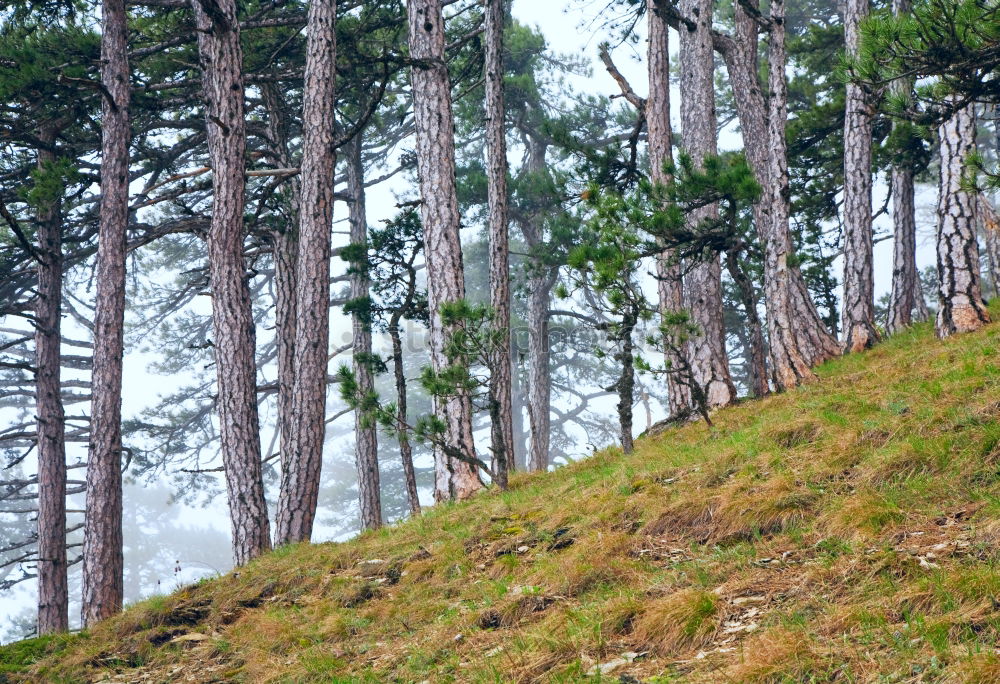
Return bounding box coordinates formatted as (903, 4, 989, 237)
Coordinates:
(0, 0, 933, 643)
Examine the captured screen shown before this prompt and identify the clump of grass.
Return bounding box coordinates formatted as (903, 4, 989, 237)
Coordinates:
(766, 419, 823, 449)
(824, 489, 906, 538)
(712, 476, 819, 543)
(0, 634, 74, 677)
(631, 588, 720, 655)
(725, 627, 827, 682)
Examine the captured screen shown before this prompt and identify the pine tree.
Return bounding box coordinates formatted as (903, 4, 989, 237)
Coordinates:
(346, 134, 383, 530)
(841, 0, 880, 352)
(645, 0, 690, 414)
(678, 0, 736, 408)
(484, 0, 514, 488)
(82, 0, 130, 627)
(274, 0, 339, 546)
(935, 102, 990, 337)
(192, 0, 271, 564)
(407, 0, 483, 501)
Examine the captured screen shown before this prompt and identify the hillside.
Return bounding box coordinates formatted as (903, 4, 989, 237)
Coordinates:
(6, 315, 1000, 683)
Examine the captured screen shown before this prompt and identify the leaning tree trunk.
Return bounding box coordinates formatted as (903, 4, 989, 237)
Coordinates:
(274, 0, 338, 544)
(346, 135, 382, 530)
(35, 134, 68, 636)
(725, 249, 769, 398)
(390, 322, 421, 515)
(646, 0, 690, 414)
(841, 0, 879, 352)
(885, 0, 919, 335)
(484, 0, 513, 488)
(82, 0, 129, 627)
(408, 0, 483, 501)
(714, 0, 840, 390)
(678, 0, 736, 408)
(193, 0, 271, 564)
(935, 102, 990, 337)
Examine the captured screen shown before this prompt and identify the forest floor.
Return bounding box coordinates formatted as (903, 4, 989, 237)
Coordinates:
(6, 309, 1000, 683)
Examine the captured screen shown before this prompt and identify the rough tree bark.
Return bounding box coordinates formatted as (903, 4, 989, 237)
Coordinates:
(193, 0, 271, 564)
(274, 0, 338, 544)
(887, 165, 918, 332)
(82, 0, 129, 627)
(484, 0, 514, 489)
(35, 132, 68, 636)
(390, 321, 421, 516)
(525, 269, 555, 472)
(841, 0, 879, 352)
(518, 135, 554, 473)
(646, 0, 691, 414)
(935, 102, 990, 337)
(885, 0, 920, 335)
(510, 342, 527, 469)
(617, 314, 636, 454)
(725, 249, 769, 398)
(346, 135, 382, 530)
(986, 110, 1000, 297)
(408, 0, 483, 501)
(678, 0, 736, 408)
(261, 84, 299, 483)
(667, 0, 840, 390)
(982, 193, 1000, 298)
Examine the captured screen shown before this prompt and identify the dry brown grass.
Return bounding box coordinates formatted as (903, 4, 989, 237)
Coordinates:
(631, 588, 721, 655)
(8, 313, 1000, 682)
(724, 627, 828, 682)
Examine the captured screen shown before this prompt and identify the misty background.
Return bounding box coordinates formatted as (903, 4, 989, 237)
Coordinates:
(0, 0, 931, 642)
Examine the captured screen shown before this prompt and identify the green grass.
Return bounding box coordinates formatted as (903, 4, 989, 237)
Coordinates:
(7, 311, 1000, 682)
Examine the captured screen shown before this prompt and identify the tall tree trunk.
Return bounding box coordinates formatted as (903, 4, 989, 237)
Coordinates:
(275, 0, 338, 544)
(510, 341, 526, 469)
(704, 0, 840, 390)
(519, 135, 553, 473)
(936, 102, 990, 337)
(408, 0, 483, 501)
(646, 0, 690, 415)
(262, 84, 299, 479)
(35, 132, 68, 636)
(617, 316, 636, 454)
(841, 0, 879, 352)
(884, 0, 919, 334)
(725, 250, 769, 398)
(346, 135, 382, 530)
(981, 193, 1000, 298)
(193, 0, 271, 564)
(983, 111, 1000, 298)
(484, 0, 513, 488)
(82, 0, 129, 627)
(678, 0, 736, 408)
(762, 0, 837, 390)
(526, 269, 554, 472)
(390, 324, 421, 515)
(887, 166, 918, 332)
(913, 277, 930, 321)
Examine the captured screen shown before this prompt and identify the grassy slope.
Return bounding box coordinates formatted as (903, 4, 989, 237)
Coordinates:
(7, 314, 1000, 683)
